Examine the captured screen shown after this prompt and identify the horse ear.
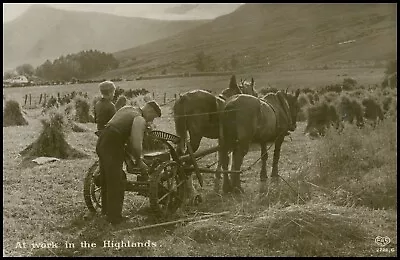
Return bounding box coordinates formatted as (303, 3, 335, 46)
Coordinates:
(295, 89, 300, 98)
(229, 75, 237, 89)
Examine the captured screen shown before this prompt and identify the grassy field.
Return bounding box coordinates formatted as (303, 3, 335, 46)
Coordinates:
(3, 68, 396, 256)
(4, 68, 386, 106)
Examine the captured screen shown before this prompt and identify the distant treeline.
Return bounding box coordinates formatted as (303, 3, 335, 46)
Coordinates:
(35, 50, 119, 81)
(3, 50, 119, 84)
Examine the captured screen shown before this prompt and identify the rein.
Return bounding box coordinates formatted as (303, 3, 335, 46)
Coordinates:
(241, 130, 286, 173)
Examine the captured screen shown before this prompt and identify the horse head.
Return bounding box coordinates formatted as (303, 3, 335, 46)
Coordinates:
(219, 75, 243, 100)
(283, 89, 301, 131)
(239, 77, 258, 97)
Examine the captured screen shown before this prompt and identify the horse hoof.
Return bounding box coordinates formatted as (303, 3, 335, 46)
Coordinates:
(193, 194, 203, 206)
(213, 179, 221, 193)
(271, 176, 280, 183)
(222, 187, 231, 194)
(222, 181, 232, 193)
(232, 186, 244, 194)
(83, 211, 95, 220)
(259, 181, 267, 194)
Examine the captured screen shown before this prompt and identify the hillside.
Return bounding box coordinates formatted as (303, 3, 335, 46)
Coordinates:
(3, 4, 208, 69)
(48, 4, 242, 21)
(110, 3, 397, 77)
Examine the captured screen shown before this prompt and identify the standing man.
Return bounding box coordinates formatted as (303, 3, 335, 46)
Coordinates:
(94, 81, 117, 132)
(96, 101, 162, 225)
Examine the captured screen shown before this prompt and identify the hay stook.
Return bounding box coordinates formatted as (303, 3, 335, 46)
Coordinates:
(3, 100, 28, 127)
(20, 110, 87, 159)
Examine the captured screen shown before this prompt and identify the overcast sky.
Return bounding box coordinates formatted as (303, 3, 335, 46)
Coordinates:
(3, 3, 243, 23)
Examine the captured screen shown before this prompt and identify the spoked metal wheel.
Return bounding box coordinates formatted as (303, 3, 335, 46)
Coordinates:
(149, 161, 186, 218)
(83, 160, 102, 213)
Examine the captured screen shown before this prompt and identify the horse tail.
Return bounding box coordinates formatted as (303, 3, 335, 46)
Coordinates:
(173, 96, 187, 155)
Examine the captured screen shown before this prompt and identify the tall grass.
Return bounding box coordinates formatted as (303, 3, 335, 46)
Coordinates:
(305, 118, 397, 209)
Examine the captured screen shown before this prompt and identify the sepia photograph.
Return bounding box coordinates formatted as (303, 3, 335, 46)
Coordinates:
(3, 3, 397, 257)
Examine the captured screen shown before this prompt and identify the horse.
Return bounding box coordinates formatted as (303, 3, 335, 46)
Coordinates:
(173, 75, 258, 156)
(172, 75, 258, 201)
(218, 89, 300, 194)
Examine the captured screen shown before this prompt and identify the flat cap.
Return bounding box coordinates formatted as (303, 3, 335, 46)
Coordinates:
(146, 100, 162, 117)
(99, 81, 116, 92)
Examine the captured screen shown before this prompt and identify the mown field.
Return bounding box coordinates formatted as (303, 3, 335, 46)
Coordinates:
(3, 68, 397, 257)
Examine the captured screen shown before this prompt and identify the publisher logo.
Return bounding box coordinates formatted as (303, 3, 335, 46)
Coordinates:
(375, 236, 391, 247)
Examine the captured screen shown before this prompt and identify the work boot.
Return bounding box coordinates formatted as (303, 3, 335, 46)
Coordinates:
(108, 216, 129, 226)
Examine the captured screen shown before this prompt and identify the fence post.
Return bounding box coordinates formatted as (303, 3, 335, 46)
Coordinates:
(164, 93, 166, 104)
(174, 93, 177, 100)
(43, 94, 47, 106)
(29, 94, 32, 107)
(39, 93, 43, 104)
(152, 92, 155, 100)
(24, 94, 28, 106)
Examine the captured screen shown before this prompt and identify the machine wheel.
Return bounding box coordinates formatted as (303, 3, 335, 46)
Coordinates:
(83, 160, 102, 213)
(149, 161, 186, 218)
(83, 160, 129, 213)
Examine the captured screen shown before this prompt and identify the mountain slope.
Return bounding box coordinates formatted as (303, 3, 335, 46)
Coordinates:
(111, 3, 397, 75)
(3, 4, 209, 69)
(48, 4, 242, 21)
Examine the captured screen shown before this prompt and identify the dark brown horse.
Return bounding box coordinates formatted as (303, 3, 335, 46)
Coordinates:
(219, 89, 300, 193)
(173, 75, 258, 156)
(173, 75, 258, 199)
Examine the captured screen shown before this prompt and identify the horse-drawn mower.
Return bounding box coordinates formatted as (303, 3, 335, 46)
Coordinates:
(83, 130, 239, 219)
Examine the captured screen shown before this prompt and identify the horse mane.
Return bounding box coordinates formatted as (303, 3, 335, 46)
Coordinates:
(239, 78, 257, 97)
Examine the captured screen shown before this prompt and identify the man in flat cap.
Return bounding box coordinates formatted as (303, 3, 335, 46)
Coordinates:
(94, 81, 116, 132)
(96, 100, 162, 225)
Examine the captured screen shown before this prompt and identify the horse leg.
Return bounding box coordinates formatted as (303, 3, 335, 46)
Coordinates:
(271, 135, 285, 181)
(214, 150, 222, 193)
(185, 132, 202, 203)
(187, 130, 202, 154)
(231, 140, 249, 193)
(184, 175, 202, 206)
(259, 142, 268, 194)
(219, 144, 232, 194)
